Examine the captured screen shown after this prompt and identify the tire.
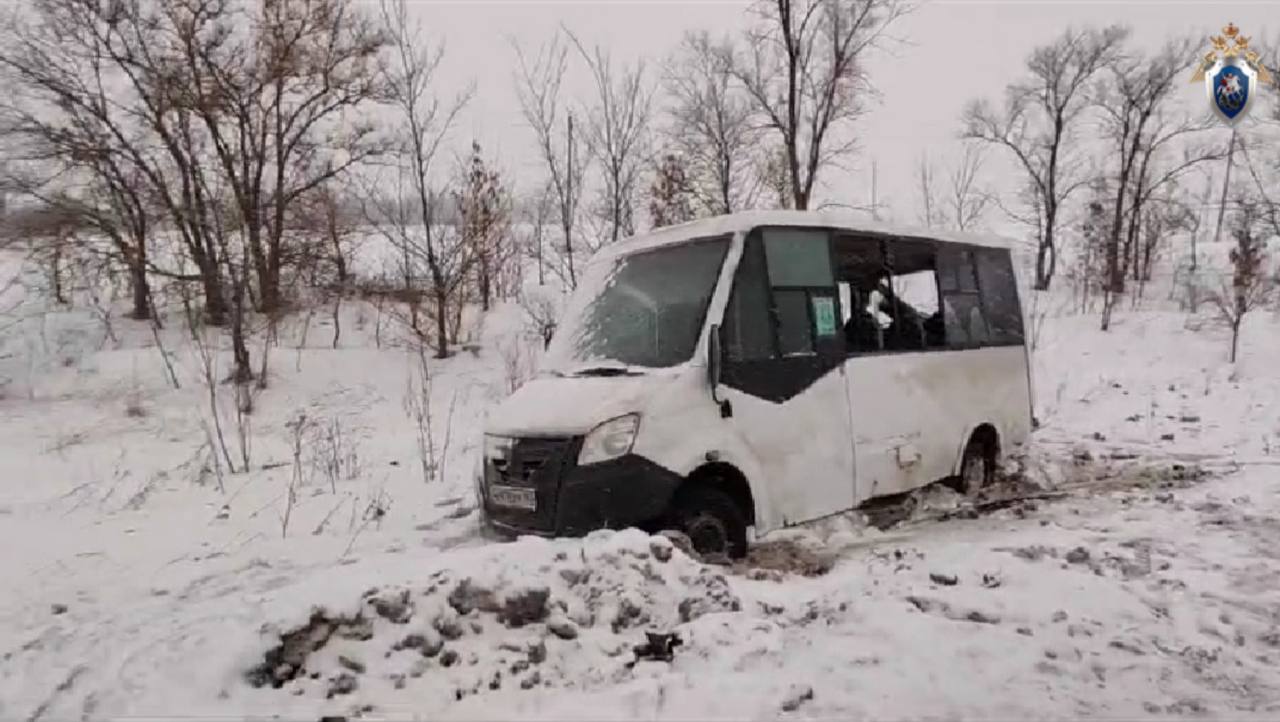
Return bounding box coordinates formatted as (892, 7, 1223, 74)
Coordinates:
(667, 485, 748, 560)
(954, 436, 995, 496)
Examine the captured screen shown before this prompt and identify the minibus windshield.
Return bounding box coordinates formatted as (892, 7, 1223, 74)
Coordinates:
(543, 236, 730, 373)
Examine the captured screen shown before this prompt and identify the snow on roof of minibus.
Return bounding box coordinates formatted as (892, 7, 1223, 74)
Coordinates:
(593, 209, 1015, 262)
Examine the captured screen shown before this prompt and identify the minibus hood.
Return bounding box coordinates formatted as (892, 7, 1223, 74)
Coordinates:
(486, 372, 668, 437)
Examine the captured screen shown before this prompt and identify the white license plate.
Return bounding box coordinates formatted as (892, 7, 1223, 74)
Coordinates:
(489, 485, 536, 511)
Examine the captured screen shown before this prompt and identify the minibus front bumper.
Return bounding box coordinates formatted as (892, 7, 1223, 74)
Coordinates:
(477, 436, 682, 538)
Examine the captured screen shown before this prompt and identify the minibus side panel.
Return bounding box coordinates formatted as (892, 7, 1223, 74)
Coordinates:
(845, 345, 1031, 501)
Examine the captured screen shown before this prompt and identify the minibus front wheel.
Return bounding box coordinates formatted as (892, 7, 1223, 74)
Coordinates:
(666, 485, 749, 560)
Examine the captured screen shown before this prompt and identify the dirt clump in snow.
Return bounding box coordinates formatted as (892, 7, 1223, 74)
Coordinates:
(447, 578, 499, 616)
(678, 569, 741, 622)
(780, 683, 815, 712)
(737, 537, 835, 578)
(245, 610, 369, 688)
(366, 588, 413, 624)
(630, 631, 682, 663)
(497, 587, 550, 628)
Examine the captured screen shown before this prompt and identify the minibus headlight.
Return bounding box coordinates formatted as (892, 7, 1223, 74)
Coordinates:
(578, 414, 640, 466)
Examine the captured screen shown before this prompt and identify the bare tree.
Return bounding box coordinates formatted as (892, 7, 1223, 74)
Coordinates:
(7, 0, 240, 325)
(663, 31, 758, 215)
(566, 30, 653, 243)
(732, 0, 909, 211)
(376, 0, 472, 357)
(915, 154, 943, 228)
(166, 0, 388, 315)
(964, 25, 1128, 290)
(1095, 36, 1215, 330)
(520, 183, 555, 286)
(1210, 199, 1273, 363)
(454, 141, 511, 312)
(946, 144, 993, 231)
(513, 35, 589, 287)
(915, 145, 990, 231)
(649, 152, 698, 228)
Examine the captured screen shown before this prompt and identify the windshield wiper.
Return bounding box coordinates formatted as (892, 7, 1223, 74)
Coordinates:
(570, 365, 643, 377)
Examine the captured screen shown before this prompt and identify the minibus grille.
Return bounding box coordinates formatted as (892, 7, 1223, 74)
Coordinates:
(485, 436, 576, 530)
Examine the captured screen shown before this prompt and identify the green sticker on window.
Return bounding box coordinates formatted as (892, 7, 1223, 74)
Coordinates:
(812, 296, 837, 337)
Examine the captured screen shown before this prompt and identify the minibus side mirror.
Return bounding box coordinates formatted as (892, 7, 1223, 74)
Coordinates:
(707, 324, 732, 418)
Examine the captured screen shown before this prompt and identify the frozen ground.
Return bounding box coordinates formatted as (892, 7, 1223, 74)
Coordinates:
(1, 245, 1279, 720)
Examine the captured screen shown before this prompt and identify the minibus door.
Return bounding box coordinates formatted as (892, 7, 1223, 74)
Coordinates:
(718, 228, 856, 528)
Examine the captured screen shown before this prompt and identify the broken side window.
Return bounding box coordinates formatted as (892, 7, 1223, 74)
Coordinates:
(832, 235, 885, 355)
(883, 239, 942, 351)
(938, 246, 989, 348)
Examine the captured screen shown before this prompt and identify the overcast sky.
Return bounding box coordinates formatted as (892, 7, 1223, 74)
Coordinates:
(406, 0, 1279, 238)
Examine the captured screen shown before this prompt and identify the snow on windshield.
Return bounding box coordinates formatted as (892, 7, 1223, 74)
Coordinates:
(543, 236, 730, 372)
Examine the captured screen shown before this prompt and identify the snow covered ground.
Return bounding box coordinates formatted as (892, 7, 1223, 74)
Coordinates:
(2, 243, 1279, 720)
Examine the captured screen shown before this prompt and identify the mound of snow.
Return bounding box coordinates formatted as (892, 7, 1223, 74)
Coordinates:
(242, 529, 741, 713)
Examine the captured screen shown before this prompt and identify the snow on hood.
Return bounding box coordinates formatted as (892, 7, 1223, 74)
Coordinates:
(485, 372, 671, 437)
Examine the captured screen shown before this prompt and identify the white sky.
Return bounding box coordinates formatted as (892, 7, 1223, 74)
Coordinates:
(406, 0, 1280, 237)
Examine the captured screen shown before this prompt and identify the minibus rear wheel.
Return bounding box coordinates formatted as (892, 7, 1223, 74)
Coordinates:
(668, 485, 748, 560)
(956, 432, 997, 495)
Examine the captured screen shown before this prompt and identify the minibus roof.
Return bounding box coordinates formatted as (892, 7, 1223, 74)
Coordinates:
(593, 209, 1017, 263)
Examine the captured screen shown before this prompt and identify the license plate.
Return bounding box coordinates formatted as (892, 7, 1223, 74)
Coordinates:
(489, 485, 536, 511)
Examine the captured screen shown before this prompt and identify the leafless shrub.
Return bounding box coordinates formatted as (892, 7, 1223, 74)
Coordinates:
(199, 420, 227, 495)
(311, 417, 362, 494)
(282, 414, 308, 539)
(1209, 200, 1274, 363)
(497, 337, 532, 396)
(343, 486, 392, 558)
(518, 287, 563, 349)
(312, 497, 349, 537)
(404, 338, 440, 483)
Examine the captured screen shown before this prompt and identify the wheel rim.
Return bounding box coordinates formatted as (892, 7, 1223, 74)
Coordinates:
(685, 514, 729, 556)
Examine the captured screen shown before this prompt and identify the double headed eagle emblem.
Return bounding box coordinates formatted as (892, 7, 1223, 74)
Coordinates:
(1191, 23, 1273, 87)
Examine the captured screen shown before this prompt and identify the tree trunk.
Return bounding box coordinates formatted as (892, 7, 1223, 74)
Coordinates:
(230, 305, 253, 385)
(248, 224, 271, 312)
(198, 257, 228, 326)
(129, 260, 151, 321)
(433, 287, 449, 359)
(261, 244, 282, 315)
(479, 263, 492, 312)
(1230, 317, 1241, 363)
(1033, 239, 1053, 291)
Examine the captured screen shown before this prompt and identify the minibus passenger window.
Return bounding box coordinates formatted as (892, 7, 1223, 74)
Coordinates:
(976, 249, 1024, 345)
(832, 236, 887, 354)
(880, 239, 942, 351)
(937, 247, 990, 348)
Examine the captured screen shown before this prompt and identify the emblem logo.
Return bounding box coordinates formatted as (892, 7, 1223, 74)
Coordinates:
(1190, 23, 1274, 126)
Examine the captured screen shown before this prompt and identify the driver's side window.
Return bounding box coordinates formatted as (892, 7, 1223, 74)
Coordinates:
(722, 228, 838, 361)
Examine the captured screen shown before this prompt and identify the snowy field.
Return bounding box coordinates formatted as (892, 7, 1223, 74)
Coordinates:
(2, 243, 1280, 721)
